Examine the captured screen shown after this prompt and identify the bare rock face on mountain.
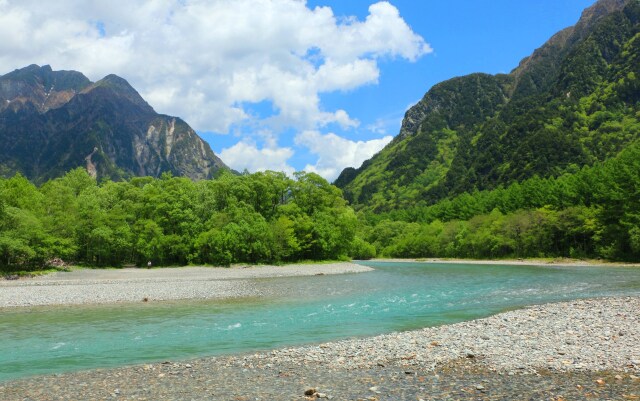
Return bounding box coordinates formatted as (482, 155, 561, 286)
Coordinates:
(0, 64, 228, 183)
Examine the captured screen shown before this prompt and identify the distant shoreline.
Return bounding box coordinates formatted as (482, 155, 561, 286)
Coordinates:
(0, 262, 373, 308)
(368, 257, 640, 268)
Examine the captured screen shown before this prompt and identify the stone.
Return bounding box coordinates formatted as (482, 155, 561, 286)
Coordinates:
(304, 388, 317, 396)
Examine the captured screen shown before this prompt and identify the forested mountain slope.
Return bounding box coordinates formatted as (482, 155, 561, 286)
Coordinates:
(336, 0, 640, 212)
(0, 65, 228, 183)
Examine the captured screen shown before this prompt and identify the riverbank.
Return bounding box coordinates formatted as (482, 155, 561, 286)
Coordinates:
(0, 262, 372, 308)
(1, 296, 638, 400)
(372, 257, 640, 267)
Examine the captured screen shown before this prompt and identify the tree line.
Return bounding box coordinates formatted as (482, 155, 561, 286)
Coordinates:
(2, 140, 638, 271)
(0, 170, 359, 270)
(357, 140, 640, 261)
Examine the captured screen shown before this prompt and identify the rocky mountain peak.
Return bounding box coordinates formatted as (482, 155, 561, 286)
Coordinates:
(0, 65, 229, 182)
(0, 64, 91, 113)
(84, 74, 154, 113)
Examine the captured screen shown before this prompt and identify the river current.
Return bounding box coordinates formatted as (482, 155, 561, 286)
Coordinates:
(1, 261, 639, 382)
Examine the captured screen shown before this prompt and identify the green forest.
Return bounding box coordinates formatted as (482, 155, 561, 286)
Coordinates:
(0, 170, 359, 271)
(357, 140, 640, 261)
(1, 139, 639, 272)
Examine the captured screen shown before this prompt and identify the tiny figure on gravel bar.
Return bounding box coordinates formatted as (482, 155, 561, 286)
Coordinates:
(147, 260, 152, 269)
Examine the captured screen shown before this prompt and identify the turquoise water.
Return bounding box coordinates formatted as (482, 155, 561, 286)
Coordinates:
(1, 261, 640, 382)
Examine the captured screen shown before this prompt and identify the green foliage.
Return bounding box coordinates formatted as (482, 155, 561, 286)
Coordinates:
(348, 237, 376, 260)
(0, 169, 357, 270)
(359, 141, 640, 261)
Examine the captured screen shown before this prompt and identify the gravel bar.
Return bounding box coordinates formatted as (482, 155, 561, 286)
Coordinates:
(0, 263, 372, 307)
(1, 297, 638, 400)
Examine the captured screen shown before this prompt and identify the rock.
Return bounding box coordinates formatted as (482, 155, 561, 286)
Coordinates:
(476, 384, 485, 391)
(316, 393, 328, 398)
(595, 378, 605, 386)
(304, 388, 317, 396)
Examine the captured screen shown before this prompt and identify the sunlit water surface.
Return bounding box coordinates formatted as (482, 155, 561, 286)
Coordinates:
(1, 261, 639, 381)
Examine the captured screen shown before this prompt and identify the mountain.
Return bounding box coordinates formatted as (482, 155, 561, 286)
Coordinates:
(0, 64, 228, 183)
(335, 0, 640, 212)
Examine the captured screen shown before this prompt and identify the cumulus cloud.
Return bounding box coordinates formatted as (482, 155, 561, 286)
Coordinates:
(219, 140, 295, 175)
(0, 0, 430, 135)
(295, 130, 393, 182)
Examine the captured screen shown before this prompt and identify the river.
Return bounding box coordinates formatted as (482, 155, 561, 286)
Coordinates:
(1, 261, 639, 381)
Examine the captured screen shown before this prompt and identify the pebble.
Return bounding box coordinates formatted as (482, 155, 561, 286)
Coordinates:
(1, 297, 639, 400)
(0, 263, 372, 307)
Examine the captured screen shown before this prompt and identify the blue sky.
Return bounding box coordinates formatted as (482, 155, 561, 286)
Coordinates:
(207, 0, 595, 179)
(0, 0, 595, 180)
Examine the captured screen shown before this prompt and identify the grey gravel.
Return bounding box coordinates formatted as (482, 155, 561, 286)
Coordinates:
(0, 263, 372, 307)
(256, 296, 639, 374)
(1, 297, 638, 400)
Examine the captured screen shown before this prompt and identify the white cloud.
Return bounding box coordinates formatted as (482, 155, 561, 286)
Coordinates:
(0, 0, 430, 134)
(295, 130, 393, 182)
(219, 140, 295, 175)
(366, 119, 388, 135)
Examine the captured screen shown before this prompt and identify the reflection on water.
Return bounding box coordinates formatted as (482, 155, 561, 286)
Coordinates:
(1, 261, 639, 381)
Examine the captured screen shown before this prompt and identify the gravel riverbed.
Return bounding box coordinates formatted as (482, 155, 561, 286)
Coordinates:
(0, 263, 372, 307)
(1, 297, 638, 400)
